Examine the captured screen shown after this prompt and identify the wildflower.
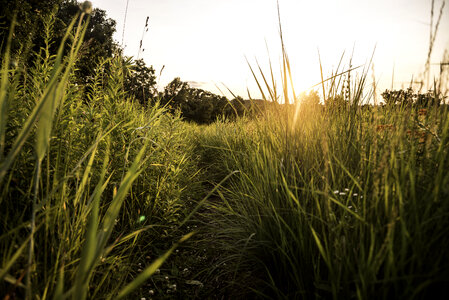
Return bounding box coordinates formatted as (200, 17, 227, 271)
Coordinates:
(353, 193, 358, 197)
(333, 190, 339, 194)
(339, 192, 346, 196)
(149, 290, 154, 295)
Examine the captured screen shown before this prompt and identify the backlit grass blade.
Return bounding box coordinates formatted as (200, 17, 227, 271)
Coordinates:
(0, 17, 79, 185)
(73, 144, 109, 300)
(255, 58, 275, 101)
(36, 15, 87, 162)
(0, 16, 15, 161)
(73, 137, 98, 206)
(96, 138, 150, 257)
(246, 56, 268, 101)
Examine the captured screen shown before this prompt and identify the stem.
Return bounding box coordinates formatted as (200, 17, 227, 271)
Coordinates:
(27, 158, 41, 299)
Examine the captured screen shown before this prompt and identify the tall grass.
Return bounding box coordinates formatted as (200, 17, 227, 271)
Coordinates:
(1, 2, 449, 300)
(0, 12, 198, 299)
(193, 5, 449, 299)
(196, 88, 449, 299)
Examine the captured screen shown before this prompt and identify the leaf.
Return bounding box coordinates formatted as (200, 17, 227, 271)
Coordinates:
(1, 271, 25, 288)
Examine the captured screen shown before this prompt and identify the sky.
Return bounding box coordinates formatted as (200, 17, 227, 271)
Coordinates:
(92, 0, 449, 101)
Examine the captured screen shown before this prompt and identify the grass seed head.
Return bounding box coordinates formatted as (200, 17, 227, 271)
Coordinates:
(81, 1, 93, 14)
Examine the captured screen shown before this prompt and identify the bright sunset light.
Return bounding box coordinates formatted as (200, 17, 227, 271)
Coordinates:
(94, 0, 448, 99)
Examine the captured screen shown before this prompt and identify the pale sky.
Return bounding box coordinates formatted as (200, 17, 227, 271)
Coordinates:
(92, 0, 449, 100)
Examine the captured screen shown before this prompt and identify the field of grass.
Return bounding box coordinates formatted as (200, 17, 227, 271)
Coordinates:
(1, 10, 449, 300)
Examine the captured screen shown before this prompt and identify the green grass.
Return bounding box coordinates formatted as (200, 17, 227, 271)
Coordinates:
(1, 13, 199, 299)
(193, 103, 449, 299)
(1, 7, 449, 300)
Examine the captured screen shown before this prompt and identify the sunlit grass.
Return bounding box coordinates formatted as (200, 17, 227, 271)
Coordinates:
(0, 12, 198, 299)
(189, 5, 449, 298)
(1, 2, 448, 300)
(194, 95, 449, 299)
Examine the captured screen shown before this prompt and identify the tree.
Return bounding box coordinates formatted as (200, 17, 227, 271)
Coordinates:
(54, 1, 118, 83)
(161, 77, 189, 103)
(124, 58, 157, 105)
(299, 91, 320, 107)
(1, 0, 118, 85)
(381, 88, 442, 107)
(160, 78, 230, 123)
(381, 88, 414, 107)
(0, 0, 63, 57)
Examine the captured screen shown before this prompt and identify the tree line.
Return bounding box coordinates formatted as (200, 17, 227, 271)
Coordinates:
(1, 0, 445, 124)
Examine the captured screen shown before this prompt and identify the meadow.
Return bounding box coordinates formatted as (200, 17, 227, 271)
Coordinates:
(1, 7, 449, 300)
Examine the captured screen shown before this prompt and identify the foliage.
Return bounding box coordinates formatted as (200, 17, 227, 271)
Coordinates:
(1, 0, 65, 69)
(298, 90, 320, 107)
(54, 1, 117, 83)
(382, 87, 444, 107)
(0, 0, 118, 85)
(189, 35, 449, 298)
(160, 77, 229, 124)
(1, 1, 449, 299)
(0, 14, 198, 299)
(193, 93, 449, 299)
(124, 58, 157, 105)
